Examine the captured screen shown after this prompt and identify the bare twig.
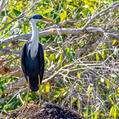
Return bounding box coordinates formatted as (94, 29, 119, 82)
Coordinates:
(83, 1, 119, 29)
(0, 1, 40, 32)
(0, 48, 20, 54)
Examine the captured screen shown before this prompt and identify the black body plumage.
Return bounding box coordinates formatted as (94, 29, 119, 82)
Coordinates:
(21, 42, 44, 91)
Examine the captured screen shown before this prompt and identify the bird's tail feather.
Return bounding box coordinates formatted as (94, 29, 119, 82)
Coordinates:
(29, 77, 39, 92)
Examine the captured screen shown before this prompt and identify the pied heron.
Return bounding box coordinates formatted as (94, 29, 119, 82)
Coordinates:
(21, 14, 55, 107)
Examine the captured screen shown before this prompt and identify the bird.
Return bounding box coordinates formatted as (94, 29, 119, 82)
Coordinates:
(21, 14, 56, 108)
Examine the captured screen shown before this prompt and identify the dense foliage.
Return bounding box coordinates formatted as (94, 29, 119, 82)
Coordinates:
(0, 0, 119, 118)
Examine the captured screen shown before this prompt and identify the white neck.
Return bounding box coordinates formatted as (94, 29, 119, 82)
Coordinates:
(28, 19, 39, 58)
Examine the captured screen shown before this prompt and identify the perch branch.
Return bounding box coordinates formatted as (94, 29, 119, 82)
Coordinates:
(1, 27, 119, 46)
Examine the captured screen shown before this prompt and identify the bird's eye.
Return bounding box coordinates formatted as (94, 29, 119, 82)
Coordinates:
(39, 16, 43, 19)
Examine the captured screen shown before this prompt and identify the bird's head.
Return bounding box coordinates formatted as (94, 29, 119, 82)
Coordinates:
(29, 14, 56, 23)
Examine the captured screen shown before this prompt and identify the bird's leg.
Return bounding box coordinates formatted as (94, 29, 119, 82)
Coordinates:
(26, 76, 30, 105)
(18, 76, 30, 118)
(38, 75, 41, 105)
(23, 76, 30, 111)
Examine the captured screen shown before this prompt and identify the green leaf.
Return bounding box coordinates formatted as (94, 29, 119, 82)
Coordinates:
(66, 47, 70, 56)
(117, 87, 119, 93)
(68, 5, 76, 10)
(44, 50, 47, 60)
(45, 82, 50, 92)
(19, 41, 25, 46)
(72, 97, 77, 104)
(59, 54, 63, 66)
(77, 100, 80, 108)
(112, 40, 116, 45)
(110, 106, 117, 118)
(43, 8, 53, 14)
(110, 106, 114, 117)
(79, 87, 82, 92)
(0, 86, 3, 93)
(87, 85, 93, 94)
(60, 11, 67, 22)
(101, 50, 105, 59)
(77, 72, 81, 78)
(96, 52, 99, 61)
(106, 80, 110, 89)
(13, 9, 21, 16)
(67, 0, 73, 2)
(95, 112, 99, 119)
(109, 97, 114, 105)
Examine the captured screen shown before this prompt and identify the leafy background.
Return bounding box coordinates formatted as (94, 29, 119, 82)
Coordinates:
(0, 0, 119, 118)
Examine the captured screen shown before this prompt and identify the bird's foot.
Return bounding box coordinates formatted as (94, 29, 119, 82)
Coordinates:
(22, 104, 28, 112)
(27, 100, 39, 108)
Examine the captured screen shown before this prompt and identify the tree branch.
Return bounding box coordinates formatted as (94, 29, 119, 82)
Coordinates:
(1, 27, 119, 46)
(0, 48, 20, 55)
(83, 1, 119, 29)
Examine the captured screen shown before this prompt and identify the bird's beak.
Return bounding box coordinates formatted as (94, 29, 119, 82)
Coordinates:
(42, 17, 56, 23)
